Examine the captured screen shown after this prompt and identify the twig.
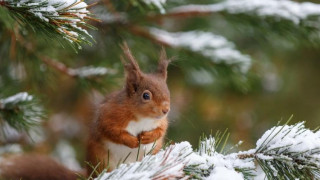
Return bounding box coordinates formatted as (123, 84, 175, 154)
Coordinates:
(148, 9, 213, 21)
(238, 153, 255, 159)
(12, 30, 78, 78)
(127, 25, 171, 47)
(39, 56, 76, 77)
(13, 28, 114, 79)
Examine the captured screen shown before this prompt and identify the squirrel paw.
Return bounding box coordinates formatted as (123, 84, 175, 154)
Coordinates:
(123, 137, 139, 148)
(138, 131, 160, 144)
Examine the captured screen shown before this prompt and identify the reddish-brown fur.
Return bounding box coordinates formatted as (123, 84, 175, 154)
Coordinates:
(0, 154, 80, 180)
(86, 43, 171, 176)
(0, 43, 171, 180)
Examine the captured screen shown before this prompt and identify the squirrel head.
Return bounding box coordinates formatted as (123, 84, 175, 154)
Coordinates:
(121, 42, 170, 120)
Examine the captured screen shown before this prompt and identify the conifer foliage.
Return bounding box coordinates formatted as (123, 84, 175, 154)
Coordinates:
(95, 120, 320, 180)
(1, 0, 320, 179)
(1, 0, 96, 49)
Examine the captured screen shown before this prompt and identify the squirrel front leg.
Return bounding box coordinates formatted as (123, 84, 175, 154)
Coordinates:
(138, 120, 167, 144)
(104, 127, 139, 148)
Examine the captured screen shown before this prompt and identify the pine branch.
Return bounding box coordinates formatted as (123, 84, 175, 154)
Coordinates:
(147, 0, 320, 44)
(237, 120, 320, 179)
(113, 0, 167, 14)
(252, 121, 320, 179)
(96, 142, 191, 180)
(126, 25, 171, 47)
(0, 92, 44, 132)
(95, 120, 320, 180)
(140, 0, 166, 14)
(185, 132, 255, 180)
(148, 28, 251, 73)
(153, 0, 320, 24)
(40, 56, 116, 79)
(0, 0, 98, 50)
(11, 27, 116, 83)
(98, 23, 252, 75)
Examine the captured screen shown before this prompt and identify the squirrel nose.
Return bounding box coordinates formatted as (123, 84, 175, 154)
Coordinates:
(162, 108, 169, 114)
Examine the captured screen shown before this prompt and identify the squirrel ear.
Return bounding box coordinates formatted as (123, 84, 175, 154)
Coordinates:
(121, 56, 141, 95)
(120, 42, 142, 95)
(157, 47, 170, 80)
(120, 42, 141, 73)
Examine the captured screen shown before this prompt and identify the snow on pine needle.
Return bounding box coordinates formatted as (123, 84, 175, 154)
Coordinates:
(95, 120, 320, 180)
(185, 134, 255, 180)
(142, 0, 166, 13)
(95, 135, 255, 180)
(253, 121, 320, 179)
(0, 92, 33, 106)
(70, 66, 115, 78)
(149, 28, 251, 73)
(1, 0, 97, 48)
(170, 0, 320, 26)
(96, 142, 192, 180)
(0, 92, 43, 132)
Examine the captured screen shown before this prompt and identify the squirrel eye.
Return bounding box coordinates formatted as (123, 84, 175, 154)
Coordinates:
(143, 92, 150, 100)
(142, 90, 152, 101)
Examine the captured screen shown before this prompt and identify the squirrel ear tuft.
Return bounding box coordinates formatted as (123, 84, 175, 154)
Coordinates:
(157, 47, 170, 80)
(120, 42, 141, 72)
(120, 42, 142, 96)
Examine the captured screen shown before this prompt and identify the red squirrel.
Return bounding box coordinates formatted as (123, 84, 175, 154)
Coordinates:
(0, 43, 171, 180)
(86, 42, 170, 174)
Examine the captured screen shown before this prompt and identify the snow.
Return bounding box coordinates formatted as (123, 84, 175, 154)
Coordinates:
(186, 150, 254, 179)
(0, 120, 318, 179)
(70, 66, 111, 78)
(96, 122, 320, 179)
(143, 0, 167, 14)
(0, 92, 43, 131)
(149, 28, 251, 73)
(96, 142, 191, 180)
(0, 92, 33, 106)
(5, 0, 91, 43)
(253, 122, 320, 176)
(256, 122, 320, 153)
(206, 166, 243, 180)
(254, 166, 266, 180)
(256, 154, 273, 160)
(170, 0, 320, 25)
(97, 139, 255, 180)
(198, 136, 215, 156)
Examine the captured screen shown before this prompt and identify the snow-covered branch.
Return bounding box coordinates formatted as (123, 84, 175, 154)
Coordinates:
(96, 121, 320, 180)
(0, 93, 33, 107)
(142, 0, 166, 14)
(149, 28, 251, 73)
(0, 92, 43, 132)
(96, 142, 191, 180)
(1, 0, 97, 48)
(253, 121, 320, 179)
(166, 0, 320, 26)
(40, 56, 116, 79)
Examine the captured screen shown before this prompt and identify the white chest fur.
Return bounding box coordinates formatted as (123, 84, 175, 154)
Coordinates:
(125, 117, 161, 136)
(105, 117, 161, 169)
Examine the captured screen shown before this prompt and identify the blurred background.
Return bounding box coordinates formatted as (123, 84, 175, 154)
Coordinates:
(1, 0, 320, 170)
